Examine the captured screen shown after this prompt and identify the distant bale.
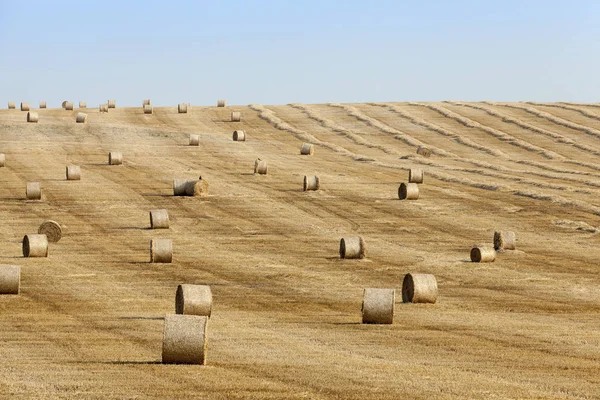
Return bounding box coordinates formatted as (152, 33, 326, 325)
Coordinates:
(20, 102, 30, 111)
(340, 236, 365, 259)
(108, 100, 116, 109)
(108, 152, 122, 165)
(162, 314, 208, 364)
(300, 143, 314, 155)
(39, 101, 47, 109)
(99, 104, 108, 113)
(0, 265, 20, 294)
(416, 146, 432, 157)
(150, 209, 169, 229)
(64, 102, 74, 111)
(254, 159, 268, 175)
(27, 112, 39, 123)
(232, 130, 246, 141)
(402, 273, 437, 303)
(408, 168, 423, 184)
(76, 112, 88, 123)
(176, 284, 212, 317)
(185, 179, 209, 197)
(0, 153, 5, 167)
(189, 134, 199, 146)
(143, 99, 151, 106)
(79, 101, 87, 109)
(26, 182, 41, 200)
(143, 104, 153, 114)
(23, 234, 48, 257)
(173, 179, 189, 196)
(66, 165, 81, 180)
(217, 100, 226, 107)
(470, 246, 496, 263)
(38, 220, 62, 243)
(231, 111, 241, 122)
(303, 175, 320, 191)
(494, 231, 516, 251)
(151, 238, 172, 263)
(61, 101, 68, 109)
(178, 104, 188, 114)
(398, 182, 419, 200)
(362, 288, 395, 324)
(8, 102, 16, 109)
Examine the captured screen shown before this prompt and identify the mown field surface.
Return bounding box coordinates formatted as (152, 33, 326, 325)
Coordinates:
(0, 101, 599, 399)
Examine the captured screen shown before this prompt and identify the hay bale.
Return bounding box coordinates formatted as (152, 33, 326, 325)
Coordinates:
(494, 231, 516, 251)
(217, 100, 226, 107)
(408, 168, 423, 184)
(143, 104, 153, 114)
(64, 102, 74, 111)
(66, 165, 81, 180)
(39, 101, 47, 109)
(339, 236, 366, 259)
(362, 288, 395, 324)
(402, 273, 437, 303)
(150, 238, 172, 263)
(189, 134, 199, 146)
(99, 104, 108, 113)
(76, 112, 88, 123)
(8, 102, 16, 109)
(27, 112, 39, 123)
(178, 104, 188, 114)
(20, 102, 30, 111)
(173, 179, 189, 196)
(0, 265, 20, 294)
(0, 153, 5, 167)
(300, 143, 314, 155)
(398, 182, 419, 200)
(254, 159, 268, 175)
(38, 220, 62, 243)
(470, 246, 496, 263)
(232, 130, 246, 141)
(108, 100, 116, 109)
(185, 179, 209, 197)
(23, 234, 48, 257)
(231, 111, 241, 122)
(150, 209, 169, 229)
(303, 175, 320, 191)
(175, 284, 212, 316)
(108, 152, 122, 165)
(79, 101, 87, 109)
(417, 146, 432, 157)
(26, 182, 41, 200)
(61, 101, 68, 109)
(162, 314, 208, 365)
(143, 99, 151, 106)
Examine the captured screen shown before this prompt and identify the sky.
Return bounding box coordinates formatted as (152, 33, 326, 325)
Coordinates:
(1, 0, 599, 106)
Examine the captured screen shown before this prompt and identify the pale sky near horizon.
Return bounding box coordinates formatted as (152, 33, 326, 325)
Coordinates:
(1, 0, 599, 107)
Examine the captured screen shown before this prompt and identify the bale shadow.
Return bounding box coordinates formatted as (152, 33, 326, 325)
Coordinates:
(119, 316, 164, 321)
(141, 194, 172, 197)
(75, 360, 162, 365)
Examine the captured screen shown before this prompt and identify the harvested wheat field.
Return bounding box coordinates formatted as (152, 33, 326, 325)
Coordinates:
(0, 101, 600, 399)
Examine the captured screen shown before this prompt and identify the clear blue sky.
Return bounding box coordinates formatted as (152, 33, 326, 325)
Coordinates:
(1, 0, 599, 106)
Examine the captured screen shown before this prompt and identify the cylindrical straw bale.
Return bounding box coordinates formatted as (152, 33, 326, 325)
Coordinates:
(99, 104, 108, 113)
(108, 100, 116, 109)
(303, 175, 320, 191)
(39, 101, 47, 109)
(231, 111, 241, 122)
(143, 104, 153, 114)
(150, 209, 169, 229)
(300, 143, 314, 155)
(66, 165, 81, 180)
(254, 159, 268, 175)
(398, 182, 419, 200)
(175, 284, 212, 316)
(494, 231, 516, 251)
(162, 314, 208, 364)
(173, 179, 189, 196)
(38, 220, 62, 243)
(26, 182, 41, 200)
(79, 101, 87, 109)
(143, 99, 151, 106)
(417, 145, 432, 157)
(21, 102, 30, 111)
(0, 153, 5, 167)
(62, 101, 67, 109)
(64, 102, 74, 111)
(232, 130, 246, 141)
(362, 288, 395, 324)
(185, 179, 209, 197)
(76, 112, 88, 123)
(470, 246, 496, 263)
(189, 134, 199, 146)
(178, 103, 188, 113)
(402, 273, 437, 303)
(0, 265, 20, 294)
(408, 168, 424, 184)
(217, 100, 226, 107)
(8, 102, 16, 109)
(150, 238, 172, 263)
(27, 112, 39, 123)
(339, 236, 366, 259)
(108, 152, 122, 165)
(23, 234, 48, 257)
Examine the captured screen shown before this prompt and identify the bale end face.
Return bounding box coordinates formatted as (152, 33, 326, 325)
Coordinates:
(162, 314, 208, 365)
(0, 264, 20, 294)
(186, 179, 209, 197)
(38, 220, 62, 243)
(398, 182, 419, 200)
(470, 246, 496, 263)
(362, 288, 395, 324)
(402, 273, 438, 304)
(23, 234, 48, 258)
(494, 231, 516, 251)
(175, 284, 213, 317)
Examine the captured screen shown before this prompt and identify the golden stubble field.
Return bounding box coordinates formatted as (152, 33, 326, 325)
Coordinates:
(0, 101, 599, 399)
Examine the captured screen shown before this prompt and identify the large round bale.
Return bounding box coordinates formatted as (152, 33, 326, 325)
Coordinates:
(178, 104, 188, 114)
(402, 273, 437, 303)
(175, 284, 212, 316)
(20, 102, 30, 111)
(0, 265, 20, 294)
(8, 102, 16, 109)
(79, 101, 87, 109)
(0, 153, 5, 167)
(76, 112, 88, 123)
(494, 231, 516, 251)
(339, 236, 366, 259)
(362, 288, 395, 324)
(64, 102, 74, 111)
(150, 209, 169, 229)
(143, 104, 153, 114)
(217, 100, 226, 107)
(470, 246, 496, 263)
(185, 179, 209, 197)
(27, 112, 39, 123)
(162, 314, 208, 365)
(107, 100, 116, 109)
(143, 99, 151, 106)
(39, 101, 47, 109)
(303, 175, 320, 191)
(173, 179, 189, 196)
(150, 239, 172, 263)
(66, 165, 81, 180)
(300, 143, 314, 155)
(398, 182, 419, 200)
(38, 220, 62, 243)
(232, 130, 246, 141)
(26, 182, 41, 200)
(61, 101, 68, 109)
(99, 104, 108, 113)
(231, 111, 241, 122)
(254, 159, 268, 175)
(23, 234, 48, 257)
(108, 152, 122, 165)
(408, 168, 423, 184)
(189, 134, 199, 146)
(416, 145, 432, 157)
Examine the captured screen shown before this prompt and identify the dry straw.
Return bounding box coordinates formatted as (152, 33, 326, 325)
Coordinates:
(231, 111, 241, 122)
(143, 99, 151, 106)
(66, 165, 81, 180)
(300, 143, 314, 155)
(186, 179, 209, 197)
(339, 236, 366, 259)
(402, 273, 437, 303)
(26, 182, 41, 200)
(39, 101, 47, 109)
(99, 104, 108, 113)
(108, 100, 116, 108)
(189, 134, 199, 146)
(416, 145, 432, 157)
(108, 152, 123, 165)
(178, 104, 188, 114)
(150, 209, 169, 229)
(303, 175, 320, 191)
(38, 220, 62, 243)
(150, 238, 172, 263)
(398, 182, 419, 200)
(20, 102, 30, 111)
(0, 264, 20, 294)
(76, 112, 88, 123)
(0, 154, 5, 167)
(470, 246, 496, 262)
(23, 234, 48, 257)
(64, 102, 74, 111)
(408, 168, 423, 184)
(79, 101, 87, 109)
(254, 159, 268, 175)
(232, 130, 246, 141)
(8, 102, 16, 109)
(162, 314, 208, 365)
(217, 100, 226, 107)
(362, 288, 395, 324)
(175, 284, 212, 316)
(494, 231, 516, 251)
(143, 104, 153, 114)
(27, 112, 39, 123)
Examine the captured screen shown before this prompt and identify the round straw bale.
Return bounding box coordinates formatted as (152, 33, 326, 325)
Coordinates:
(61, 101, 67, 109)
(189, 134, 199, 146)
(178, 103, 188, 114)
(494, 231, 516, 251)
(470, 246, 496, 263)
(0, 153, 5, 167)
(162, 314, 208, 364)
(300, 143, 314, 155)
(38, 220, 62, 243)
(39, 101, 47, 109)
(23, 234, 48, 257)
(150, 238, 172, 263)
(402, 273, 437, 303)
(150, 209, 169, 229)
(99, 104, 108, 113)
(398, 182, 419, 200)
(26, 182, 41, 200)
(66, 165, 81, 180)
(217, 100, 226, 107)
(408, 168, 423, 184)
(8, 102, 16, 109)
(417, 145, 432, 157)
(232, 130, 246, 141)
(339, 236, 366, 259)
(173, 179, 189, 196)
(27, 112, 39, 123)
(107, 100, 116, 109)
(0, 265, 20, 294)
(108, 152, 122, 165)
(303, 175, 320, 191)
(143, 104, 153, 114)
(362, 288, 395, 324)
(231, 111, 241, 122)
(185, 179, 209, 197)
(175, 284, 212, 316)
(21, 102, 30, 111)
(64, 102, 74, 111)
(79, 101, 87, 109)
(143, 99, 151, 106)
(254, 159, 268, 175)
(76, 112, 88, 123)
